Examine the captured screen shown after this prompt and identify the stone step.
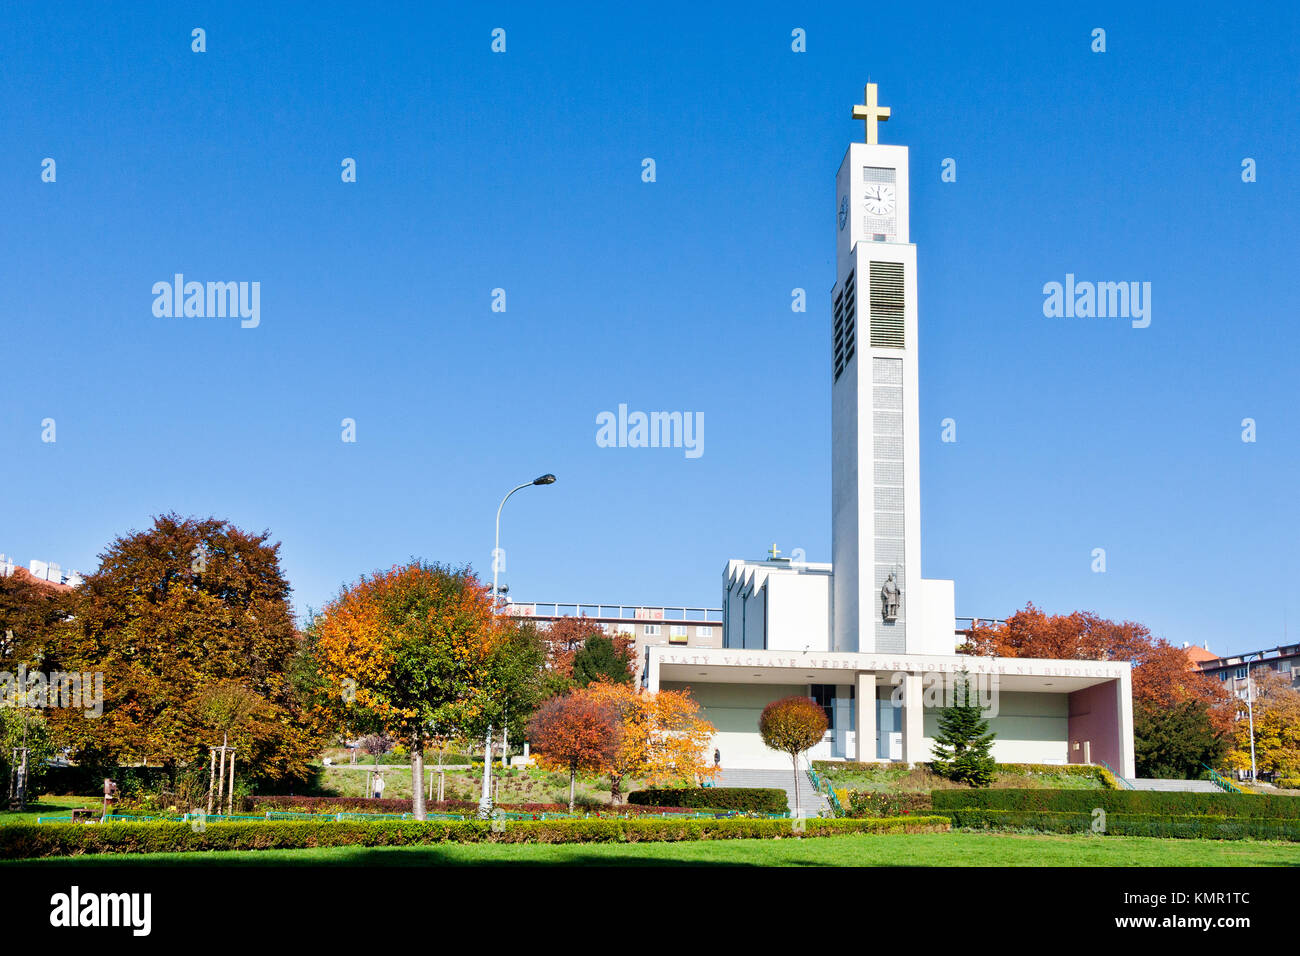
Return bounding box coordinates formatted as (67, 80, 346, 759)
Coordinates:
(1128, 778, 1223, 793)
(716, 767, 827, 814)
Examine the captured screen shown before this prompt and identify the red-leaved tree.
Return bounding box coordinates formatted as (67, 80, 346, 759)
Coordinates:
(526, 693, 621, 811)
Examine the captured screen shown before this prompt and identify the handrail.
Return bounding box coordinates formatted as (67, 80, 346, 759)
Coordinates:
(1097, 759, 1135, 790)
(1201, 763, 1246, 794)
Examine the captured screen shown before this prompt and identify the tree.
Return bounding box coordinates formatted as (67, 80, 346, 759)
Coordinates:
(758, 696, 827, 815)
(1224, 669, 1300, 780)
(572, 634, 634, 688)
(483, 619, 549, 762)
(538, 618, 635, 686)
(0, 708, 55, 799)
(930, 671, 997, 787)
(1134, 699, 1226, 779)
(526, 692, 621, 811)
(582, 681, 717, 802)
(0, 568, 72, 665)
(40, 514, 318, 789)
(310, 562, 500, 820)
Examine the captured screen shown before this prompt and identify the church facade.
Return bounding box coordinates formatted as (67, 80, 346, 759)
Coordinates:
(642, 86, 1137, 777)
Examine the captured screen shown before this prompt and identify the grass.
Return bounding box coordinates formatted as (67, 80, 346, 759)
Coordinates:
(6, 831, 1297, 867)
(0, 795, 102, 826)
(815, 763, 1104, 793)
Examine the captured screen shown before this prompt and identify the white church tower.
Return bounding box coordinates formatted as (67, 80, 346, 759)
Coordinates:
(831, 84, 953, 655)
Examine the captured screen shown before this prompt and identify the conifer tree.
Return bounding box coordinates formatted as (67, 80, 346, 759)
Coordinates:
(930, 671, 997, 787)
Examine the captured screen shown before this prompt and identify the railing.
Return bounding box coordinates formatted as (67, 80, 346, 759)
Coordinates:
(1097, 759, 1135, 790)
(805, 761, 843, 817)
(36, 808, 791, 824)
(1201, 763, 1246, 794)
(505, 602, 723, 623)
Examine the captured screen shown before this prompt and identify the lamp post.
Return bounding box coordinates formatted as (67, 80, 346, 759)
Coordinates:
(478, 472, 556, 818)
(1244, 652, 1263, 783)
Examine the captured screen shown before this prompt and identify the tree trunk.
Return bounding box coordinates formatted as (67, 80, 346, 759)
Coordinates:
(569, 766, 576, 812)
(411, 737, 426, 821)
(791, 754, 801, 816)
(610, 773, 622, 805)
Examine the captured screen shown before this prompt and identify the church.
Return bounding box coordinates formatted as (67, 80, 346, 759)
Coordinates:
(641, 85, 1137, 777)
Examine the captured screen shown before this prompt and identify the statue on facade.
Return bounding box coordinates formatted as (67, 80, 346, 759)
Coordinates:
(881, 573, 900, 621)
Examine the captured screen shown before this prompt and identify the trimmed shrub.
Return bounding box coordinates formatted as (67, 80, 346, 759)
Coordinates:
(1274, 778, 1300, 791)
(945, 809, 1300, 842)
(627, 787, 787, 813)
(931, 788, 1300, 819)
(0, 815, 952, 859)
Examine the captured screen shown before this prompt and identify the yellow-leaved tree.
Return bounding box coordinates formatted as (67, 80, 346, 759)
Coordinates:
(581, 681, 718, 803)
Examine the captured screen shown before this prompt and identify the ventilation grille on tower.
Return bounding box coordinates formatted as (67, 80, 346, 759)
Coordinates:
(831, 270, 856, 382)
(868, 261, 904, 348)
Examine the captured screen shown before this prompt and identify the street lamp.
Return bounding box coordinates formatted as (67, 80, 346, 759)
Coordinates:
(1244, 652, 1264, 783)
(479, 472, 556, 818)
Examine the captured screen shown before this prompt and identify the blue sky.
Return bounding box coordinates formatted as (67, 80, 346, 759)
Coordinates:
(2, 2, 1296, 656)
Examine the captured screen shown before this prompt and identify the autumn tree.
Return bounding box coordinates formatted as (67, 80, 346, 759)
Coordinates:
(526, 692, 621, 811)
(310, 562, 500, 820)
(0, 568, 72, 665)
(539, 618, 635, 686)
(963, 603, 1234, 747)
(1224, 669, 1300, 780)
(583, 681, 717, 802)
(40, 514, 319, 788)
(759, 696, 827, 816)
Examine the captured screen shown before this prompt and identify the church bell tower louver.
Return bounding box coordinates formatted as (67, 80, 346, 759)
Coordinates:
(831, 83, 923, 654)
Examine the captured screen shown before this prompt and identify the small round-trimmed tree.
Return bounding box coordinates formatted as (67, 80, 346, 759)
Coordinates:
(759, 696, 828, 815)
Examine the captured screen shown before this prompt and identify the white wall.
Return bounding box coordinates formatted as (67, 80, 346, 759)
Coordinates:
(914, 578, 956, 655)
(663, 680, 808, 770)
(921, 691, 1069, 765)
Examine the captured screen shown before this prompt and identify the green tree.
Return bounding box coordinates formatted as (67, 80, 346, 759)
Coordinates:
(930, 672, 997, 787)
(310, 562, 499, 820)
(571, 634, 633, 688)
(484, 620, 549, 762)
(0, 709, 55, 801)
(1134, 698, 1227, 779)
(759, 695, 827, 815)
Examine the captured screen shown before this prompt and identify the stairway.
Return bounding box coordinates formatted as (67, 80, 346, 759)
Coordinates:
(1129, 778, 1223, 793)
(717, 767, 828, 815)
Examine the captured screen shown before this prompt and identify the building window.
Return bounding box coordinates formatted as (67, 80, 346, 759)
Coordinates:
(1234, 666, 1247, 680)
(697, 625, 713, 638)
(643, 624, 660, 637)
(810, 684, 835, 733)
(669, 625, 688, 645)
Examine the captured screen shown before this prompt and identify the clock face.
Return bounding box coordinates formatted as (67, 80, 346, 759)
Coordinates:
(838, 195, 848, 230)
(864, 183, 895, 216)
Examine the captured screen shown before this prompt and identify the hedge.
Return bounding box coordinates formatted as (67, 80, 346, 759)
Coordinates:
(931, 788, 1300, 819)
(0, 816, 951, 859)
(1275, 778, 1300, 790)
(240, 796, 708, 816)
(946, 809, 1300, 842)
(627, 787, 787, 813)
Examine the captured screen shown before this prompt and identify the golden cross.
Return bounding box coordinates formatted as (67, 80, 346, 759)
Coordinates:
(768, 543, 781, 559)
(852, 82, 891, 145)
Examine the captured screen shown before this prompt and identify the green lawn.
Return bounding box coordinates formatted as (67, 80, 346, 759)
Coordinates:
(7, 831, 1298, 867)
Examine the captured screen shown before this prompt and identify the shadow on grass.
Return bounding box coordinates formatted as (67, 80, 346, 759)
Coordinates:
(8, 846, 797, 867)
